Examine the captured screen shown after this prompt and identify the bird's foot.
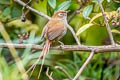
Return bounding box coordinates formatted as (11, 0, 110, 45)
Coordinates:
(58, 41, 64, 48)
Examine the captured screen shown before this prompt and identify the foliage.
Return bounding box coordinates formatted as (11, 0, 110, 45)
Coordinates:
(0, 0, 120, 80)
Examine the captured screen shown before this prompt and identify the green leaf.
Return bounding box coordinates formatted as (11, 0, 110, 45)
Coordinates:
(48, 0, 56, 9)
(107, 0, 111, 2)
(2, 7, 11, 17)
(76, 23, 94, 35)
(117, 7, 120, 10)
(83, 5, 93, 19)
(0, 7, 11, 21)
(55, 1, 72, 11)
(92, 0, 104, 4)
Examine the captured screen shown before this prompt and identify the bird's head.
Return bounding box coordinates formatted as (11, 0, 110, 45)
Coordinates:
(52, 10, 69, 20)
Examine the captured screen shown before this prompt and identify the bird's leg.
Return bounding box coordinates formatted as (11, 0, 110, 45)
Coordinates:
(58, 41, 64, 54)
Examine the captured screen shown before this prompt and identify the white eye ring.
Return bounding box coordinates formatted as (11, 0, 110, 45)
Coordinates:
(58, 13, 63, 16)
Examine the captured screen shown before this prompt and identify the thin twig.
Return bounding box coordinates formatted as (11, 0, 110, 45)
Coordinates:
(46, 67, 54, 80)
(14, 0, 51, 20)
(55, 66, 72, 80)
(97, 0, 115, 45)
(73, 50, 95, 80)
(66, 24, 81, 46)
(21, 0, 32, 22)
(68, 0, 88, 22)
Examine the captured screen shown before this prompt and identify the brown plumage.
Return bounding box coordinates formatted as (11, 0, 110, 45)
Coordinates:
(41, 10, 67, 41)
(27, 10, 68, 79)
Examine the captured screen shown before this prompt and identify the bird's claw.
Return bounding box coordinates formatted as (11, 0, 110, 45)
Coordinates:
(58, 41, 64, 48)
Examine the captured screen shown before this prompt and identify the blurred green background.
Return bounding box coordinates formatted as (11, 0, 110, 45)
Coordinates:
(0, 0, 120, 80)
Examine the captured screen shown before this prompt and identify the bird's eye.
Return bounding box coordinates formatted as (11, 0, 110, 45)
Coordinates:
(58, 13, 64, 17)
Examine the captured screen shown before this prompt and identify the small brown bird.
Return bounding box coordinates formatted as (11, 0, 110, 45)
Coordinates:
(27, 10, 68, 78)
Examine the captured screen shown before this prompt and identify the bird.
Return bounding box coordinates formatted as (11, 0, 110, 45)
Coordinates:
(26, 10, 68, 79)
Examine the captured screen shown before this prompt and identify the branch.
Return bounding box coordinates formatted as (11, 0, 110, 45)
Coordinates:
(68, 0, 88, 22)
(1, 43, 120, 52)
(73, 50, 95, 80)
(46, 67, 54, 80)
(14, 0, 51, 20)
(97, 0, 115, 45)
(66, 24, 81, 46)
(14, 0, 81, 46)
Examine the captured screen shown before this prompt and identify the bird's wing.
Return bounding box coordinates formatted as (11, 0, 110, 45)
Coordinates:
(47, 21, 65, 40)
(40, 25, 48, 40)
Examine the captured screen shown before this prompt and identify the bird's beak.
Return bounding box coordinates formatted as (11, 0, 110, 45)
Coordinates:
(66, 10, 71, 14)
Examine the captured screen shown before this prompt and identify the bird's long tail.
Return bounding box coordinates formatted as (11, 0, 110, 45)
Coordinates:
(26, 39, 51, 79)
(38, 39, 51, 78)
